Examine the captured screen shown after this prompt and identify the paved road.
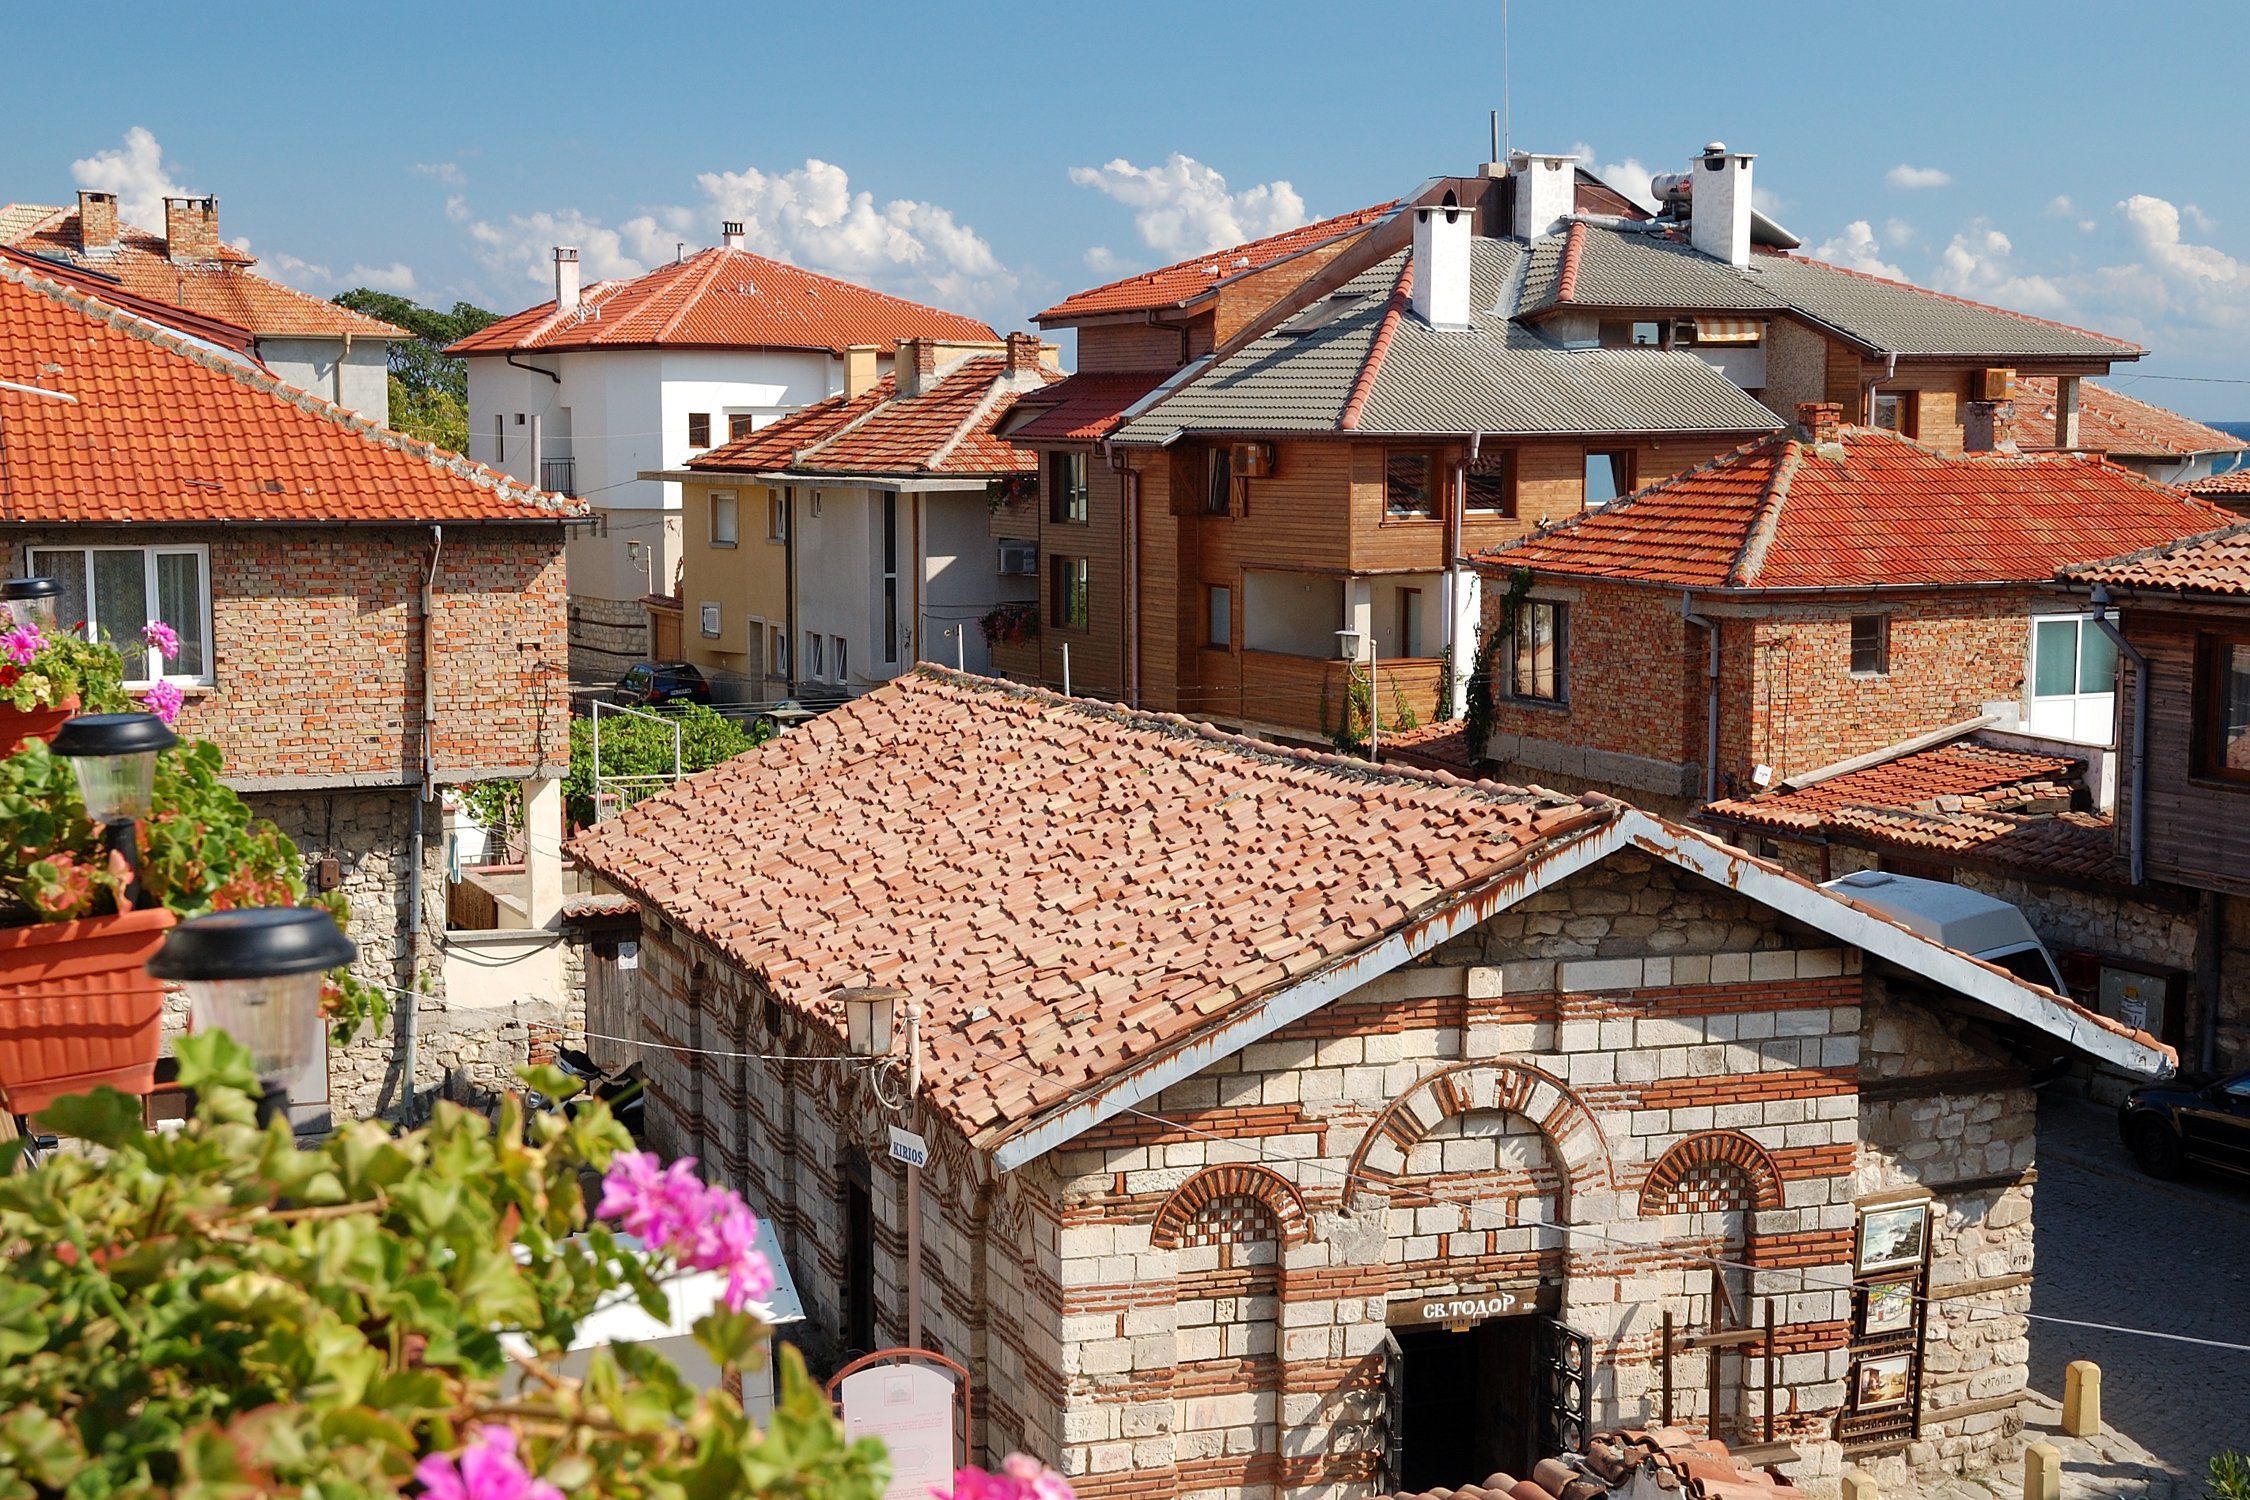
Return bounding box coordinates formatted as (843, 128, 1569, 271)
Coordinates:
(2028, 1094, 2250, 1484)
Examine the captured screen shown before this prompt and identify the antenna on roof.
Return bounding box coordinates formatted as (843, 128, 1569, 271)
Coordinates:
(1501, 0, 1511, 162)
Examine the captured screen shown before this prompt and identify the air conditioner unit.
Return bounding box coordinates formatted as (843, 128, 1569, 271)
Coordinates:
(1977, 367, 2017, 401)
(1230, 441, 1276, 479)
(997, 540, 1038, 576)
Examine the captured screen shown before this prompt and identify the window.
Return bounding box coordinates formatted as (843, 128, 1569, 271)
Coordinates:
(727, 412, 756, 442)
(1598, 319, 1665, 347)
(1583, 450, 1635, 508)
(31, 546, 210, 684)
(769, 623, 789, 678)
(1385, 452, 1437, 518)
(1051, 555, 1090, 631)
(1206, 584, 1232, 648)
(1871, 392, 1920, 436)
(687, 412, 711, 449)
(834, 636, 847, 685)
(882, 494, 900, 665)
(710, 491, 738, 547)
(767, 490, 789, 543)
(2196, 635, 2250, 782)
(1850, 614, 1890, 675)
(1205, 449, 1232, 516)
(2027, 614, 2120, 742)
(699, 602, 722, 638)
(1396, 587, 1424, 658)
(1466, 452, 1515, 516)
(493, 415, 505, 466)
(804, 632, 824, 680)
(1509, 599, 1567, 703)
(1049, 451, 1089, 524)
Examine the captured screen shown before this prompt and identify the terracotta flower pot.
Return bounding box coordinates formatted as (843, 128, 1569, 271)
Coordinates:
(0, 693, 80, 754)
(0, 906, 176, 1116)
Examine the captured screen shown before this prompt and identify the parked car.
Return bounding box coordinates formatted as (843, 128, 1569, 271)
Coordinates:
(1820, 870, 2067, 991)
(612, 661, 712, 709)
(2119, 1069, 2250, 1178)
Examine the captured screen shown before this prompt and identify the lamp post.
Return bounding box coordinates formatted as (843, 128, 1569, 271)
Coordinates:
(148, 906, 357, 1126)
(0, 576, 60, 631)
(834, 982, 925, 1347)
(1336, 627, 1379, 758)
(49, 712, 177, 909)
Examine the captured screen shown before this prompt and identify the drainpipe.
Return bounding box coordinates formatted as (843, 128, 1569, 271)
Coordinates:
(783, 488, 798, 693)
(1860, 352, 1899, 425)
(1682, 592, 1722, 802)
(404, 522, 443, 1122)
(335, 331, 352, 407)
(1113, 443, 1141, 707)
(1445, 434, 1478, 716)
(2086, 584, 2146, 886)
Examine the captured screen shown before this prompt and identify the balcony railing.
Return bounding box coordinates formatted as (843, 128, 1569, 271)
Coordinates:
(539, 457, 577, 496)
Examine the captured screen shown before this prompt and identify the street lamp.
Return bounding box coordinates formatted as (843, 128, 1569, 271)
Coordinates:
(148, 905, 356, 1123)
(836, 983, 904, 1059)
(832, 982, 927, 1348)
(0, 576, 60, 631)
(50, 712, 177, 907)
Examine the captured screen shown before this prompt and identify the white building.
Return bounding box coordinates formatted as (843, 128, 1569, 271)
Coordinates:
(450, 228, 998, 680)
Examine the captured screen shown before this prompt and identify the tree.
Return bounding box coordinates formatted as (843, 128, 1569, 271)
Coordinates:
(461, 706, 770, 837)
(334, 290, 499, 457)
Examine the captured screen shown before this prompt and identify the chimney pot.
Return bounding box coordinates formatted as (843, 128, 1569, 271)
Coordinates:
(75, 191, 119, 253)
(843, 344, 881, 399)
(163, 195, 221, 265)
(1797, 403, 1844, 444)
(553, 246, 581, 312)
(1411, 190, 1473, 330)
(721, 220, 745, 250)
(1687, 143, 1755, 269)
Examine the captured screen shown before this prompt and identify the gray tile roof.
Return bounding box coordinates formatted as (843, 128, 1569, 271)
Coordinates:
(1112, 242, 1784, 444)
(1525, 222, 2140, 360)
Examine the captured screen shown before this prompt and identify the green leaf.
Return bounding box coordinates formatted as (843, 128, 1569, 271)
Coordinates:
(173, 1031, 260, 1098)
(689, 1307, 766, 1372)
(26, 1088, 145, 1151)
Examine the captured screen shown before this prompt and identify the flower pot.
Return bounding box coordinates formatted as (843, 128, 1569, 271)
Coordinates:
(0, 693, 80, 754)
(0, 907, 176, 1115)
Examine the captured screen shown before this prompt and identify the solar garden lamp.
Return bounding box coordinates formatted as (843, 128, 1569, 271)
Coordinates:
(149, 906, 356, 1125)
(0, 576, 60, 630)
(49, 712, 177, 909)
(1335, 627, 1364, 663)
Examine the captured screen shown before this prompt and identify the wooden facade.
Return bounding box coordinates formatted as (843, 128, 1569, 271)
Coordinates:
(2114, 598, 2250, 899)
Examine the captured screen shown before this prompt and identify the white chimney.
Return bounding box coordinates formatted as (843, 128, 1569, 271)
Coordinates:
(1510, 151, 1576, 240)
(554, 246, 581, 311)
(1411, 192, 1472, 331)
(1688, 142, 1755, 269)
(722, 220, 745, 250)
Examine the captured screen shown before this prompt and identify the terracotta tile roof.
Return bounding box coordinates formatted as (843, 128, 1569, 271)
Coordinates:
(684, 353, 1056, 479)
(2184, 467, 2250, 498)
(0, 204, 407, 341)
(1376, 720, 1476, 776)
(2058, 518, 2250, 597)
(1481, 425, 2235, 590)
(1390, 1427, 1805, 1500)
(449, 246, 996, 356)
(2012, 378, 2246, 459)
(569, 669, 1608, 1146)
(0, 259, 578, 524)
(1035, 203, 1396, 323)
(0, 244, 257, 355)
(1006, 369, 1175, 442)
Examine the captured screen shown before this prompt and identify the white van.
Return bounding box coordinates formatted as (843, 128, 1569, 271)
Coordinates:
(1820, 870, 2068, 993)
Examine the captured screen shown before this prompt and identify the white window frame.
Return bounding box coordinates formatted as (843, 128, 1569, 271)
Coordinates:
(769, 622, 789, 678)
(30, 544, 214, 688)
(834, 635, 848, 686)
(805, 632, 824, 681)
(2026, 613, 2118, 742)
(710, 491, 739, 548)
(768, 491, 789, 543)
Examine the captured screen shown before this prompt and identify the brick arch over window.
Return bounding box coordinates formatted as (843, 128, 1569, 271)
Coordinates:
(1150, 1164, 1310, 1250)
(1639, 1130, 1785, 1217)
(1342, 1061, 1614, 1211)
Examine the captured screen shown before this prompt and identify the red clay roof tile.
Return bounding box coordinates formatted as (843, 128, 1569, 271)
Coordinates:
(1035, 203, 1395, 323)
(683, 353, 1055, 478)
(2012, 378, 2245, 460)
(1007, 369, 1175, 442)
(2059, 519, 2250, 597)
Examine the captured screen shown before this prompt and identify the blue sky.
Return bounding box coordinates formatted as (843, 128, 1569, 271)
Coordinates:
(10, 0, 2248, 414)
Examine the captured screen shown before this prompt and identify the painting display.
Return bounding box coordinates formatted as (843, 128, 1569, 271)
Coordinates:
(1854, 1353, 1913, 1410)
(1857, 1201, 1930, 1273)
(1862, 1279, 1916, 1338)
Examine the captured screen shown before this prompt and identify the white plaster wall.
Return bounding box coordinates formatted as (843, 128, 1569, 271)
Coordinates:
(924, 491, 1014, 679)
(258, 337, 394, 422)
(794, 484, 877, 688)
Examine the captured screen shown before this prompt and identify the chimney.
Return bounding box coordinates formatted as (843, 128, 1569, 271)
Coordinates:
(721, 220, 745, 251)
(75, 191, 119, 253)
(1509, 151, 1576, 240)
(1962, 400, 2018, 455)
(1004, 331, 1044, 381)
(1688, 142, 1754, 269)
(1411, 190, 1472, 331)
(843, 344, 881, 399)
(1797, 402, 1844, 445)
(163, 196, 221, 264)
(896, 338, 939, 398)
(553, 246, 580, 312)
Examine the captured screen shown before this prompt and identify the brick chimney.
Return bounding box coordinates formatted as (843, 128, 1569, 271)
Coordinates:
(896, 338, 938, 398)
(1004, 331, 1044, 381)
(163, 196, 221, 264)
(1962, 400, 2018, 454)
(1797, 402, 1844, 444)
(75, 191, 119, 253)
(554, 246, 580, 311)
(843, 344, 881, 399)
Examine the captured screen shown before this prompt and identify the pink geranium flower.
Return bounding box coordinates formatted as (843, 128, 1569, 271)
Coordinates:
(937, 1455, 1075, 1500)
(142, 621, 181, 661)
(0, 624, 45, 667)
(414, 1425, 562, 1500)
(595, 1150, 776, 1312)
(141, 680, 185, 726)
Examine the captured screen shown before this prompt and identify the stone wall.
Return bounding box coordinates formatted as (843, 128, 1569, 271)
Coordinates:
(570, 594, 651, 684)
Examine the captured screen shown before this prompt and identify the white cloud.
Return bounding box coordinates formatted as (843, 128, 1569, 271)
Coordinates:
(1066, 154, 1308, 258)
(1810, 221, 1907, 281)
(2079, 219, 2097, 234)
(456, 158, 1017, 316)
(1881, 218, 1915, 248)
(259, 249, 333, 289)
(1885, 164, 1953, 190)
(2113, 194, 2250, 332)
(70, 126, 191, 231)
(347, 262, 418, 295)
(414, 162, 466, 188)
(1929, 219, 2068, 313)
(2043, 194, 2076, 217)
(1567, 143, 1663, 213)
(1082, 245, 1129, 277)
(2182, 202, 2217, 233)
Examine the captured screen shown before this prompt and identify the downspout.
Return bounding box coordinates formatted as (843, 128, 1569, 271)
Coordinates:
(335, 331, 352, 406)
(2086, 584, 2146, 886)
(1111, 441, 1141, 707)
(506, 353, 562, 384)
(1682, 592, 1722, 802)
(783, 488, 798, 693)
(405, 522, 443, 1122)
(1447, 433, 1479, 716)
(1859, 351, 1898, 425)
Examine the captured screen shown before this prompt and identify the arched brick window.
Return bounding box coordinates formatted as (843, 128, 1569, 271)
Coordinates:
(1638, 1130, 1785, 1218)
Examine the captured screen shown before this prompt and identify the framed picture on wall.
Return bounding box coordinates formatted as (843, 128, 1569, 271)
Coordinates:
(1857, 1201, 1930, 1273)
(1862, 1278, 1916, 1338)
(1853, 1352, 1913, 1411)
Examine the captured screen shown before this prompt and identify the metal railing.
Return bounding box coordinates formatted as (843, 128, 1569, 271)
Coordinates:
(589, 700, 682, 821)
(539, 457, 577, 496)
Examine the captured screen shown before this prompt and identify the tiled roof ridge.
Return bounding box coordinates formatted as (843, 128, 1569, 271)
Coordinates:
(1552, 221, 1588, 303)
(920, 359, 1014, 473)
(2058, 516, 2250, 584)
(2016, 378, 2248, 456)
(1339, 257, 1413, 431)
(1477, 428, 1791, 559)
(785, 376, 911, 465)
(1033, 202, 1397, 321)
(907, 665, 1599, 811)
(2184, 468, 2250, 495)
(1778, 250, 2144, 354)
(653, 248, 741, 345)
(0, 258, 579, 519)
(1726, 439, 1803, 586)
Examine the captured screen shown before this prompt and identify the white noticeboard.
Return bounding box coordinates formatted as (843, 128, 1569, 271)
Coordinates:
(839, 1361, 957, 1500)
(888, 1125, 929, 1168)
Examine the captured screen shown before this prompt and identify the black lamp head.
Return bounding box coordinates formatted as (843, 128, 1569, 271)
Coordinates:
(0, 577, 60, 603)
(48, 712, 178, 759)
(148, 906, 358, 982)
